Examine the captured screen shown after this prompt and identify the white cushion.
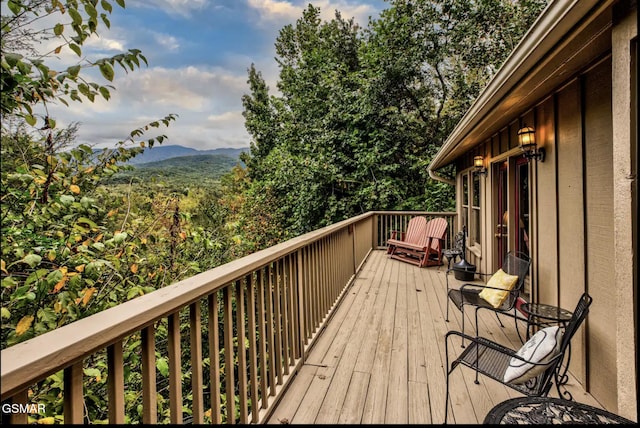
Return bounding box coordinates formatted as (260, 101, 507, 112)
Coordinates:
(504, 326, 563, 384)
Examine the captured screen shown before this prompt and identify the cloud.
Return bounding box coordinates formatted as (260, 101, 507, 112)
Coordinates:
(207, 111, 244, 128)
(247, 0, 377, 26)
(114, 66, 247, 111)
(247, 0, 301, 22)
(84, 35, 125, 52)
(153, 33, 180, 51)
(41, 64, 252, 150)
(130, 0, 210, 18)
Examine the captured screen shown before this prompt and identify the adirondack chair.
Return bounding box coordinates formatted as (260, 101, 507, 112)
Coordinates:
(387, 217, 448, 267)
(423, 217, 448, 266)
(386, 216, 427, 255)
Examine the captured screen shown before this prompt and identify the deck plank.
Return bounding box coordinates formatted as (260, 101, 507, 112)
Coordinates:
(385, 260, 409, 424)
(360, 257, 399, 424)
(266, 250, 603, 425)
(314, 252, 387, 424)
(337, 371, 370, 424)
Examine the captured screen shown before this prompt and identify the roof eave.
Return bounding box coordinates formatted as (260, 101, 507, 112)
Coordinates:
(428, 0, 609, 172)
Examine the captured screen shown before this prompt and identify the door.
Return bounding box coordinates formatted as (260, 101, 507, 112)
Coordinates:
(495, 162, 508, 268)
(515, 157, 530, 258)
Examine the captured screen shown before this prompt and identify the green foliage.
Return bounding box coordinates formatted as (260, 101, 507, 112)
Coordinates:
(1, 0, 148, 121)
(240, 0, 547, 236)
(0, 0, 549, 423)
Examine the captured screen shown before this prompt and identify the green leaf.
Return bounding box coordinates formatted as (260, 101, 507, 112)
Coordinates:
(69, 43, 82, 57)
(7, 0, 21, 15)
(101, 0, 113, 13)
(54, 23, 64, 36)
(77, 217, 98, 229)
(68, 8, 83, 25)
(115, 0, 126, 8)
(83, 368, 101, 378)
(1, 307, 10, 319)
(4, 53, 23, 67)
(101, 13, 111, 29)
(23, 254, 42, 268)
(99, 63, 114, 81)
(156, 357, 169, 377)
(25, 115, 37, 126)
(67, 65, 81, 77)
(99, 86, 110, 100)
(84, 3, 98, 20)
(60, 195, 75, 205)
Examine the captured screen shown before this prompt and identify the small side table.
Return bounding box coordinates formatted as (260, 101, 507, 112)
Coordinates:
(520, 302, 574, 399)
(520, 303, 573, 340)
(483, 396, 635, 424)
(442, 248, 462, 270)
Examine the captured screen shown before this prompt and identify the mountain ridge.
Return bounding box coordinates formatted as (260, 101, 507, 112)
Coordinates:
(126, 145, 248, 165)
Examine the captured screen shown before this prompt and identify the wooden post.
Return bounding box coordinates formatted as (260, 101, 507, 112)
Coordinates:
(107, 342, 125, 424)
(141, 325, 157, 424)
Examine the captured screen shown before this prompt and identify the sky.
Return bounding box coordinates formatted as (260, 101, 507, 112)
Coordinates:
(28, 0, 388, 151)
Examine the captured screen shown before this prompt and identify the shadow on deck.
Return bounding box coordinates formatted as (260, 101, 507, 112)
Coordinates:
(267, 250, 602, 424)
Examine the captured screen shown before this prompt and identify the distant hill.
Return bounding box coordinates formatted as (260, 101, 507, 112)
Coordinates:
(126, 145, 247, 165)
(105, 154, 243, 188)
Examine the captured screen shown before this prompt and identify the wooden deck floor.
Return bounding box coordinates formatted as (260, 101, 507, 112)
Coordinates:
(266, 250, 603, 424)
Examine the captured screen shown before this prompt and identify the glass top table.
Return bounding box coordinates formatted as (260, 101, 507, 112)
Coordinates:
(520, 302, 573, 324)
(483, 396, 635, 424)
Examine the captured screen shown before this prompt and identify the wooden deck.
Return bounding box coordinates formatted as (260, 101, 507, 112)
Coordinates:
(266, 250, 603, 424)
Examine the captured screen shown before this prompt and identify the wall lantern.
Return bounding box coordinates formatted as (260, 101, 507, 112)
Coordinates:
(518, 125, 545, 162)
(473, 155, 487, 176)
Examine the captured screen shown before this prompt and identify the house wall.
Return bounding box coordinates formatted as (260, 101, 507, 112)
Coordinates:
(611, 5, 637, 420)
(448, 1, 637, 419)
(454, 55, 631, 413)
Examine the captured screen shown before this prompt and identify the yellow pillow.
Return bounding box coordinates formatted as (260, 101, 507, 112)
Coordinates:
(478, 269, 519, 308)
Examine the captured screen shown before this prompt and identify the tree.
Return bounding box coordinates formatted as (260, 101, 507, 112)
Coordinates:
(0, 0, 181, 349)
(1, 0, 150, 126)
(240, 0, 549, 236)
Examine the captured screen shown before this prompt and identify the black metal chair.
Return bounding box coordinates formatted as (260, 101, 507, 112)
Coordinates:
(446, 251, 531, 346)
(443, 293, 593, 424)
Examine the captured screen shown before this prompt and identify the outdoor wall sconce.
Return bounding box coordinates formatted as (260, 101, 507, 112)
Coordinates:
(473, 155, 487, 176)
(518, 125, 545, 162)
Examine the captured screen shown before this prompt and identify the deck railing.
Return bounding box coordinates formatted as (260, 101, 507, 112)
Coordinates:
(1, 211, 455, 424)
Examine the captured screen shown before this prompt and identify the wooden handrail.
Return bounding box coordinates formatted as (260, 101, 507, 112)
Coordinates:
(1, 211, 455, 424)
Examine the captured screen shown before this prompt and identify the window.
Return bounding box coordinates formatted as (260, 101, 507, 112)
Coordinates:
(472, 172, 481, 245)
(462, 174, 469, 233)
(460, 170, 481, 247)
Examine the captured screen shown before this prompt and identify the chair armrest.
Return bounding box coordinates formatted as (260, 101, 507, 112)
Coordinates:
(445, 330, 564, 367)
(459, 283, 514, 293)
(389, 230, 406, 240)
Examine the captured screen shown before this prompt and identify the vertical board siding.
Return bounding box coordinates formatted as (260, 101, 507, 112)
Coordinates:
(534, 96, 559, 306)
(556, 79, 587, 383)
(583, 60, 616, 410)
